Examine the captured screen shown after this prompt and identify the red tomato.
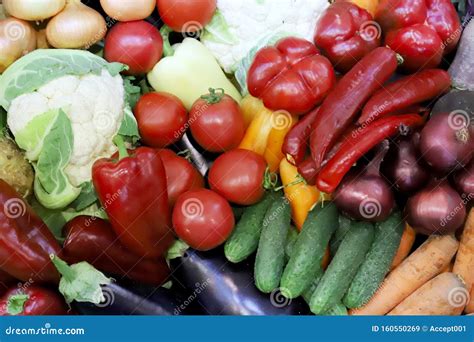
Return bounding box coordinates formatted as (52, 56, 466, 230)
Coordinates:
(134, 92, 188, 148)
(0, 286, 67, 316)
(157, 0, 216, 32)
(158, 149, 204, 207)
(189, 90, 245, 152)
(172, 189, 234, 251)
(208, 149, 267, 206)
(104, 21, 163, 76)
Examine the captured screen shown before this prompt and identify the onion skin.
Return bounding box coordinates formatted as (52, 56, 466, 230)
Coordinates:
(0, 18, 36, 73)
(406, 180, 467, 235)
(100, 0, 155, 22)
(3, 0, 65, 21)
(420, 112, 474, 174)
(383, 133, 429, 194)
(334, 141, 395, 222)
(46, 0, 106, 49)
(453, 161, 474, 201)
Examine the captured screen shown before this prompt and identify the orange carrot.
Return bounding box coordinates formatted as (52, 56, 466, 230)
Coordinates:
(390, 223, 416, 270)
(350, 235, 459, 315)
(453, 208, 474, 313)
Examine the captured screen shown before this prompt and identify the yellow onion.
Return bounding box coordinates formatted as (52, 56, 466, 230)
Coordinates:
(0, 18, 36, 73)
(3, 0, 65, 21)
(100, 0, 155, 22)
(36, 29, 50, 49)
(46, 0, 106, 49)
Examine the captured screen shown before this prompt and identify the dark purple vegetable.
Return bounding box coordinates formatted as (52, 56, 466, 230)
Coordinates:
(453, 161, 474, 202)
(383, 133, 429, 194)
(406, 179, 467, 235)
(431, 90, 474, 117)
(419, 111, 473, 174)
(334, 140, 395, 222)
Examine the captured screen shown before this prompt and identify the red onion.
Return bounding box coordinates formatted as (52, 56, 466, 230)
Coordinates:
(383, 133, 429, 194)
(334, 141, 395, 222)
(406, 179, 467, 235)
(453, 161, 474, 202)
(420, 111, 473, 174)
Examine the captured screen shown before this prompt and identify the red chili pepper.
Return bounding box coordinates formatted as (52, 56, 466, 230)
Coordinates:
(0, 180, 60, 284)
(297, 158, 318, 185)
(358, 69, 451, 125)
(0, 270, 16, 293)
(377, 0, 461, 72)
(0, 286, 67, 316)
(62, 216, 170, 286)
(247, 37, 336, 115)
(282, 107, 320, 166)
(310, 47, 398, 172)
(314, 2, 381, 72)
(316, 114, 425, 193)
(92, 137, 174, 258)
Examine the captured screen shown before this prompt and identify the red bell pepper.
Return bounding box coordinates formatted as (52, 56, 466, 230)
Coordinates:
(92, 137, 174, 258)
(0, 180, 60, 284)
(310, 47, 399, 172)
(282, 107, 320, 166)
(247, 37, 336, 115)
(359, 69, 451, 125)
(376, 0, 461, 72)
(0, 285, 67, 316)
(62, 216, 170, 286)
(314, 2, 381, 72)
(316, 114, 425, 193)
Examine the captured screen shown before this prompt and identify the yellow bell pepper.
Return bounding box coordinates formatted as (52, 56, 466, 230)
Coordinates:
(279, 158, 320, 231)
(340, 0, 379, 16)
(239, 96, 297, 171)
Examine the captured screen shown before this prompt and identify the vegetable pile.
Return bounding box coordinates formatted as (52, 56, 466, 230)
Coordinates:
(0, 0, 472, 317)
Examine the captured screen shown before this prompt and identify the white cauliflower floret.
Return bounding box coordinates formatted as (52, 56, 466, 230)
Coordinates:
(8, 69, 125, 187)
(202, 0, 329, 73)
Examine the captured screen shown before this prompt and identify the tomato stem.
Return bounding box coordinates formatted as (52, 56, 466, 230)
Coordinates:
(201, 88, 225, 104)
(263, 167, 280, 190)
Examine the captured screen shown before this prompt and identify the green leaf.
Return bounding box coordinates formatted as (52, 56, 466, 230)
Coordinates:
(0, 107, 6, 138)
(201, 10, 238, 45)
(0, 49, 126, 110)
(123, 76, 141, 108)
(6, 294, 29, 315)
(166, 240, 189, 261)
(34, 109, 80, 209)
(70, 182, 98, 211)
(235, 31, 294, 95)
(51, 255, 112, 305)
(118, 104, 140, 143)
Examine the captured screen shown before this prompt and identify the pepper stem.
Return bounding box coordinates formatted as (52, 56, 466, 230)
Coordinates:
(263, 167, 280, 190)
(113, 135, 128, 160)
(160, 25, 175, 57)
(273, 174, 306, 192)
(201, 88, 225, 104)
(50, 255, 75, 282)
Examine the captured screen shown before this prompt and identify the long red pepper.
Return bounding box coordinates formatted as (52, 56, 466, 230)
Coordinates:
(0, 180, 60, 283)
(62, 216, 170, 286)
(310, 47, 399, 172)
(358, 69, 451, 125)
(92, 137, 174, 258)
(282, 107, 320, 166)
(316, 114, 425, 193)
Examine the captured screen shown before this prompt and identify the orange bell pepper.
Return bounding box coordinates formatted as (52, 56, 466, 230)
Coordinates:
(279, 158, 320, 231)
(337, 0, 379, 16)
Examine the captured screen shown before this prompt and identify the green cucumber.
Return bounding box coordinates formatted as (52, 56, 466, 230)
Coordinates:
(224, 192, 274, 263)
(280, 203, 339, 299)
(302, 270, 323, 304)
(324, 303, 348, 316)
(255, 196, 292, 293)
(310, 221, 374, 314)
(330, 215, 352, 256)
(343, 211, 404, 309)
(284, 226, 299, 261)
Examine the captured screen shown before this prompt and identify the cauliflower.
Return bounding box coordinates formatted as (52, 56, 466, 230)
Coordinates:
(0, 49, 139, 209)
(201, 0, 329, 73)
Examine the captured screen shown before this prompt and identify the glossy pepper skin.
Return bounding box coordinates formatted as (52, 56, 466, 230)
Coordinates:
(376, 0, 461, 72)
(359, 69, 451, 125)
(0, 180, 60, 284)
(314, 2, 381, 73)
(310, 47, 398, 172)
(247, 37, 335, 115)
(0, 286, 67, 316)
(92, 145, 174, 258)
(316, 114, 425, 193)
(62, 216, 170, 286)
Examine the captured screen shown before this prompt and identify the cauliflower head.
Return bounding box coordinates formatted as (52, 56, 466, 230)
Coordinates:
(0, 49, 139, 209)
(201, 0, 329, 73)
